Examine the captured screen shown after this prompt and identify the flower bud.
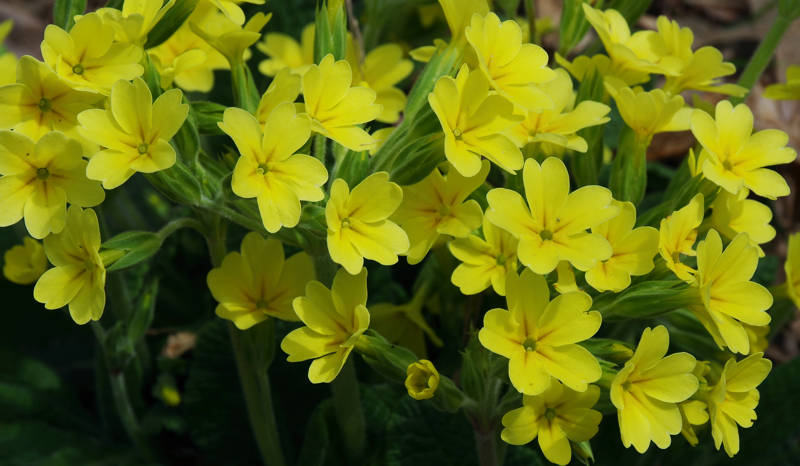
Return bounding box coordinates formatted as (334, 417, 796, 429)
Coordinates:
(405, 359, 440, 400)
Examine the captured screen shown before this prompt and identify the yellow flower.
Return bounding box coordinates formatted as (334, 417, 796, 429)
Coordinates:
(691, 101, 797, 199)
(553, 261, 579, 294)
(393, 161, 488, 265)
(605, 78, 691, 137)
(611, 326, 698, 453)
(207, 232, 314, 329)
(280, 268, 371, 383)
(478, 269, 602, 395)
(94, 0, 175, 44)
(255, 69, 301, 125)
(0, 131, 105, 239)
(501, 383, 602, 465)
(3, 237, 47, 285)
(79, 78, 188, 189)
(205, 0, 265, 26)
(449, 216, 518, 296)
(428, 64, 522, 177)
(785, 232, 800, 308)
(764, 65, 800, 100)
(0, 53, 16, 86)
(710, 189, 775, 255)
(439, 0, 489, 43)
(465, 12, 555, 110)
(219, 102, 326, 233)
(405, 359, 440, 400)
(486, 157, 618, 275)
(585, 201, 658, 292)
(658, 193, 704, 282)
(708, 353, 771, 457)
(33, 206, 107, 324)
(257, 23, 315, 77)
(190, 11, 271, 66)
(679, 361, 710, 446)
(41, 13, 143, 94)
(690, 230, 772, 354)
(326, 172, 409, 274)
(303, 54, 382, 151)
(348, 43, 413, 123)
(555, 53, 649, 87)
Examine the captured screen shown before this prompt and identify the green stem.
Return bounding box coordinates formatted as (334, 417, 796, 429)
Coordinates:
(331, 359, 366, 463)
(524, 0, 536, 44)
(731, 14, 795, 105)
(474, 427, 500, 466)
(314, 134, 327, 165)
(157, 217, 205, 240)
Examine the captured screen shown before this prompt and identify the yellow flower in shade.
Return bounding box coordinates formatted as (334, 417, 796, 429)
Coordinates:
(33, 206, 107, 324)
(207, 232, 314, 329)
(79, 78, 188, 189)
(691, 101, 797, 199)
(478, 269, 602, 395)
(679, 361, 710, 446)
(348, 43, 413, 123)
(326, 172, 409, 274)
(94, 0, 175, 44)
(708, 353, 771, 457)
(302, 54, 382, 151)
(206, 0, 265, 26)
(40, 13, 143, 95)
(605, 78, 691, 138)
(658, 193, 704, 282)
(449, 216, 519, 296)
(405, 359, 440, 400)
(370, 284, 442, 357)
(219, 103, 326, 233)
(280, 268, 370, 383)
(585, 201, 658, 292)
(393, 161, 488, 265)
(764, 65, 800, 100)
(428, 64, 522, 177)
(485, 157, 618, 275)
(501, 383, 602, 465)
(0, 131, 105, 239)
(257, 23, 315, 77)
(3, 237, 47, 285)
(255, 69, 301, 125)
(611, 326, 699, 453)
(785, 233, 800, 308)
(555, 53, 649, 87)
(465, 12, 555, 110)
(0, 56, 102, 139)
(710, 189, 775, 256)
(190, 11, 271, 66)
(511, 68, 610, 154)
(690, 230, 772, 355)
(553, 261, 579, 294)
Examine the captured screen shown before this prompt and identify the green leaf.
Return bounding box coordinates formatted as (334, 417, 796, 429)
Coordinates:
(143, 0, 199, 49)
(191, 101, 227, 135)
(52, 0, 86, 31)
(103, 231, 163, 272)
(314, 1, 347, 62)
(558, 0, 593, 56)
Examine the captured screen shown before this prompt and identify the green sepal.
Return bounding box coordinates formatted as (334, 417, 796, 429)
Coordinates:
(144, 0, 199, 49)
(609, 126, 649, 205)
(191, 101, 227, 135)
(102, 231, 163, 272)
(389, 133, 444, 186)
(557, 0, 597, 56)
(314, 1, 347, 62)
(53, 0, 87, 31)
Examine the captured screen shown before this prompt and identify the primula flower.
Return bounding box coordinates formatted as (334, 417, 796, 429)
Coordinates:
(428, 64, 522, 177)
(207, 232, 314, 329)
(708, 353, 771, 457)
(585, 201, 658, 292)
(370, 284, 442, 357)
(611, 326, 699, 453)
(449, 216, 518, 296)
(410, 0, 489, 62)
(679, 361, 711, 446)
(691, 101, 797, 199)
(41, 13, 143, 95)
(690, 230, 772, 355)
(33, 206, 108, 324)
(405, 359, 440, 400)
(206, 0, 265, 26)
(78, 78, 188, 189)
(465, 12, 555, 110)
(478, 269, 602, 395)
(486, 157, 618, 275)
(219, 102, 327, 233)
(784, 233, 800, 308)
(3, 237, 47, 285)
(555, 53, 649, 86)
(0, 131, 105, 239)
(710, 189, 775, 255)
(190, 11, 271, 66)
(348, 43, 413, 123)
(257, 24, 315, 77)
(0, 53, 16, 86)
(501, 383, 602, 465)
(393, 161, 488, 265)
(605, 79, 691, 137)
(94, 0, 175, 44)
(658, 193, 704, 282)
(302, 54, 382, 151)
(281, 268, 370, 383)
(764, 65, 800, 100)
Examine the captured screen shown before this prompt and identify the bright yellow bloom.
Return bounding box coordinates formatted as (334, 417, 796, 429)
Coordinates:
(33, 206, 106, 324)
(658, 193, 704, 282)
(326, 172, 409, 274)
(611, 326, 699, 453)
(764, 65, 800, 100)
(449, 216, 518, 296)
(190, 11, 270, 66)
(207, 232, 314, 329)
(439, 0, 488, 43)
(219, 103, 326, 232)
(555, 53, 649, 86)
(302, 54, 382, 151)
(710, 189, 775, 255)
(41, 13, 143, 94)
(205, 0, 264, 26)
(348, 43, 413, 123)
(257, 23, 315, 77)
(0, 131, 104, 239)
(501, 383, 602, 465)
(585, 201, 658, 292)
(94, 0, 175, 44)
(3, 237, 47, 285)
(478, 269, 602, 395)
(405, 359, 440, 400)
(486, 157, 618, 275)
(281, 268, 370, 383)
(708, 353, 771, 457)
(79, 78, 188, 189)
(429, 64, 522, 177)
(255, 69, 301, 125)
(691, 101, 796, 199)
(690, 230, 772, 355)
(393, 161, 488, 265)
(605, 78, 691, 137)
(785, 233, 800, 308)
(465, 12, 554, 110)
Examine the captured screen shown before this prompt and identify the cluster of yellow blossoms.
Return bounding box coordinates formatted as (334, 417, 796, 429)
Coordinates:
(1, 0, 798, 464)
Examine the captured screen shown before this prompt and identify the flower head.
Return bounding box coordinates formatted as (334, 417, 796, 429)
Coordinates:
(605, 78, 691, 137)
(94, 0, 175, 44)
(658, 193, 704, 282)
(190, 11, 271, 66)
(439, 0, 489, 44)
(348, 43, 413, 123)
(710, 189, 775, 255)
(206, 0, 265, 26)
(555, 53, 649, 86)
(764, 65, 800, 100)
(405, 359, 440, 400)
(449, 216, 518, 296)
(255, 69, 301, 125)
(3, 237, 47, 285)
(257, 23, 315, 77)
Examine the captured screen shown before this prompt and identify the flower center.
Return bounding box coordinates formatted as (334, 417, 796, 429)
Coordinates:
(137, 143, 149, 154)
(722, 159, 734, 171)
(453, 128, 463, 139)
(36, 167, 50, 180)
(495, 254, 506, 266)
(539, 229, 553, 241)
(72, 64, 84, 75)
(622, 380, 632, 391)
(522, 337, 537, 352)
(544, 407, 556, 422)
(341, 217, 351, 228)
(437, 203, 451, 218)
(38, 97, 52, 112)
(256, 163, 269, 175)
(255, 299, 270, 310)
